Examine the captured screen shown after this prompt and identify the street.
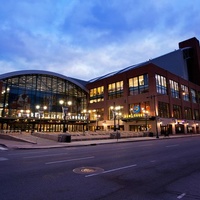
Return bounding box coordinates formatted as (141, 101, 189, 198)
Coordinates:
(1, 136, 200, 200)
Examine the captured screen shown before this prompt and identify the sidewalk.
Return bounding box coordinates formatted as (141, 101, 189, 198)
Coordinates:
(0, 132, 199, 150)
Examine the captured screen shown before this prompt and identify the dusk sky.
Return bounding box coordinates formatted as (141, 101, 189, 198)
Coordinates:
(1, 0, 200, 81)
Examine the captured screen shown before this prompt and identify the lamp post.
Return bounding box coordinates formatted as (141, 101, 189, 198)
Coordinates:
(142, 109, 149, 131)
(36, 105, 47, 132)
(95, 114, 101, 131)
(110, 104, 121, 132)
(59, 100, 72, 132)
(147, 95, 159, 138)
(83, 109, 90, 131)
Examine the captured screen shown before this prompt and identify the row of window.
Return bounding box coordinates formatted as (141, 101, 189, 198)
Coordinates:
(106, 102, 199, 120)
(93, 101, 200, 121)
(156, 74, 199, 103)
(90, 73, 200, 105)
(89, 74, 148, 103)
(158, 102, 199, 120)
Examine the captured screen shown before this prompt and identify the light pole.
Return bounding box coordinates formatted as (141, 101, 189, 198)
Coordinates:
(142, 109, 149, 131)
(36, 105, 47, 132)
(110, 104, 121, 132)
(83, 109, 90, 131)
(59, 100, 72, 132)
(95, 114, 101, 131)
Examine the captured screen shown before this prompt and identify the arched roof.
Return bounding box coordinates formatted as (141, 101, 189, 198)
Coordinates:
(0, 70, 89, 93)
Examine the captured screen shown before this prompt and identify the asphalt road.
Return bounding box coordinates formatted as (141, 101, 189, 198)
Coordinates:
(1, 136, 200, 200)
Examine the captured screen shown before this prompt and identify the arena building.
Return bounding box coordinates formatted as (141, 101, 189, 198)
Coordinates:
(0, 70, 89, 132)
(1, 37, 200, 136)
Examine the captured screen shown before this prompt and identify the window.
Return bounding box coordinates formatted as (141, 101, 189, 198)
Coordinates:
(169, 80, 179, 98)
(108, 81, 123, 99)
(108, 105, 123, 120)
(181, 85, 189, 101)
(89, 86, 104, 103)
(155, 74, 167, 94)
(158, 102, 170, 118)
(173, 105, 182, 119)
(129, 74, 148, 95)
(184, 107, 192, 120)
(191, 89, 197, 103)
(129, 102, 150, 116)
(194, 109, 199, 120)
(89, 108, 104, 120)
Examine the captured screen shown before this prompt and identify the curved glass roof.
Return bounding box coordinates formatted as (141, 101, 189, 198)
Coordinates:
(0, 70, 88, 93)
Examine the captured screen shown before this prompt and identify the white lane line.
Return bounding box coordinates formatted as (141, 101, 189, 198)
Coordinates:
(0, 157, 8, 161)
(177, 193, 186, 199)
(24, 153, 68, 159)
(9, 150, 49, 155)
(150, 160, 156, 163)
(166, 144, 179, 148)
(0, 147, 8, 151)
(85, 164, 137, 178)
(45, 156, 95, 165)
(139, 144, 153, 147)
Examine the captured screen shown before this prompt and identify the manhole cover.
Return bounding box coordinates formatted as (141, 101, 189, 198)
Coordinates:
(73, 167, 104, 174)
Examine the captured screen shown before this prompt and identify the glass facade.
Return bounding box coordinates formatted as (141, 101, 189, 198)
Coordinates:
(129, 74, 148, 95)
(169, 80, 179, 98)
(89, 86, 104, 103)
(108, 81, 123, 99)
(0, 72, 88, 132)
(155, 74, 167, 94)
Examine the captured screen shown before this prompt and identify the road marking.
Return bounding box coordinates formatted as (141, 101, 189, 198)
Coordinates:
(166, 144, 179, 148)
(0, 157, 8, 161)
(139, 144, 153, 147)
(150, 160, 156, 163)
(85, 164, 137, 177)
(9, 150, 49, 155)
(24, 153, 68, 159)
(177, 193, 186, 199)
(45, 156, 95, 165)
(0, 147, 8, 151)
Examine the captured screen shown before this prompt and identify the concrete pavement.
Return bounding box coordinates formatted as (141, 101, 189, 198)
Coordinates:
(0, 132, 199, 150)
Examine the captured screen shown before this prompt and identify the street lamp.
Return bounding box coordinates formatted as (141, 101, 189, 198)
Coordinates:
(147, 95, 159, 138)
(110, 104, 121, 132)
(83, 109, 90, 131)
(142, 109, 149, 131)
(59, 100, 72, 132)
(95, 114, 101, 131)
(36, 105, 47, 132)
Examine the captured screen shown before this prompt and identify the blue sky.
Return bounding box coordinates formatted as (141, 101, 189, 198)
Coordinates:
(1, 0, 200, 81)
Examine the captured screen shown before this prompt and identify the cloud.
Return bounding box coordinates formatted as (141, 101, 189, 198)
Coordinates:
(0, 0, 200, 81)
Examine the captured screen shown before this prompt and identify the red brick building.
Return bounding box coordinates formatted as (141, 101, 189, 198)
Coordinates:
(86, 37, 200, 136)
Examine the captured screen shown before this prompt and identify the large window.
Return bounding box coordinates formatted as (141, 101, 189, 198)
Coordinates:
(129, 74, 148, 95)
(129, 102, 150, 116)
(181, 85, 189, 101)
(191, 89, 197, 103)
(108, 81, 123, 99)
(194, 109, 199, 120)
(169, 80, 179, 98)
(184, 107, 192, 120)
(0, 74, 87, 118)
(155, 74, 167, 94)
(173, 105, 182, 119)
(158, 102, 170, 118)
(89, 86, 104, 103)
